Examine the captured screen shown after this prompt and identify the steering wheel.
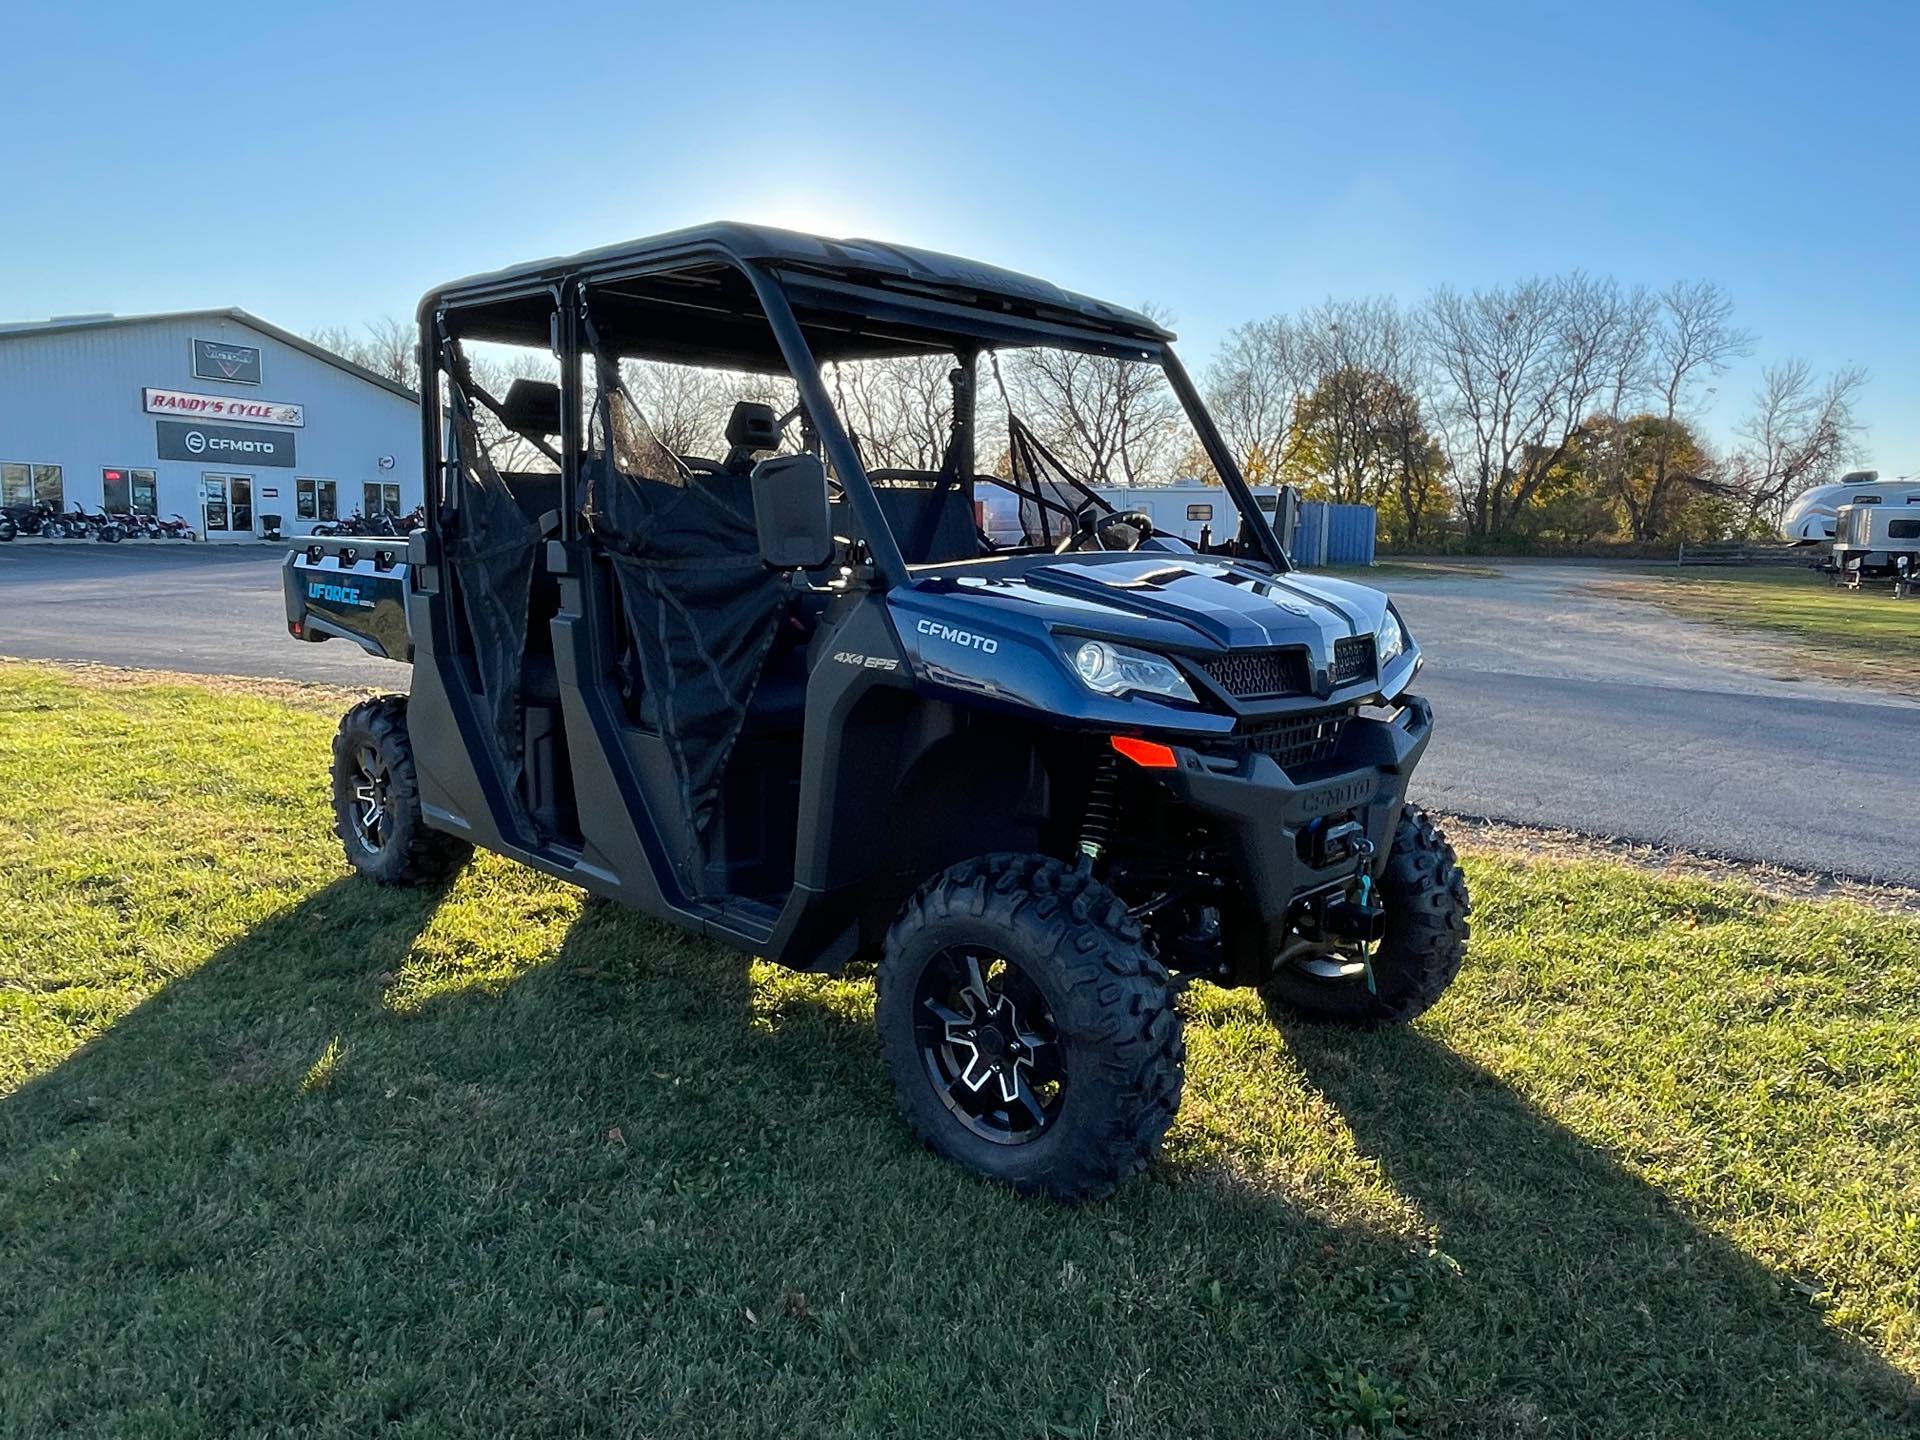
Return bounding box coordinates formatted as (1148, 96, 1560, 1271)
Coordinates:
(1055, 507, 1155, 554)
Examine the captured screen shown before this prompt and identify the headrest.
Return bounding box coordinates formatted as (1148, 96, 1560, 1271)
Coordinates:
(725, 401, 780, 455)
(499, 378, 562, 438)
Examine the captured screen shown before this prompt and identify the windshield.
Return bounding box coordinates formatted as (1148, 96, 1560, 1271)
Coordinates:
(815, 343, 1274, 564)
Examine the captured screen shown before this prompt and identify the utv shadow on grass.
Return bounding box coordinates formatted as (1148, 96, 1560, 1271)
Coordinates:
(1, 885, 1913, 1438)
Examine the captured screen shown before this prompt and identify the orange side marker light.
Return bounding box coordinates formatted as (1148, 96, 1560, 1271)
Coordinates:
(1110, 736, 1178, 768)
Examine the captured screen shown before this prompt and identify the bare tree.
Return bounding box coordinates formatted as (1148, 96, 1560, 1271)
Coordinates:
(1421, 274, 1647, 537)
(1613, 282, 1751, 540)
(827, 354, 955, 471)
(1204, 315, 1311, 483)
(1727, 360, 1867, 530)
(621, 360, 733, 458)
(1008, 304, 1188, 485)
(309, 317, 419, 390)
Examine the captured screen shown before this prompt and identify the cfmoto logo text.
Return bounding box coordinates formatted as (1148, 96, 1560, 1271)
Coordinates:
(916, 618, 998, 654)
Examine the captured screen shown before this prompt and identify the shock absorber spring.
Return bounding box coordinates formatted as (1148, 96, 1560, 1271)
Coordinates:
(1079, 749, 1120, 862)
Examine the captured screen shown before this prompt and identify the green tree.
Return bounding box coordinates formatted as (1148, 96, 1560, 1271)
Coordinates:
(1580, 413, 1732, 543)
(1282, 367, 1446, 546)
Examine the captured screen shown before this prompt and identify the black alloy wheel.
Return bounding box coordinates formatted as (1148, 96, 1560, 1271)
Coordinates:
(878, 853, 1184, 1202)
(912, 945, 1066, 1144)
(330, 695, 472, 886)
(347, 741, 395, 855)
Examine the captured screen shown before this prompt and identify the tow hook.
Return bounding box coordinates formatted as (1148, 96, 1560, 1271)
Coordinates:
(1322, 840, 1383, 992)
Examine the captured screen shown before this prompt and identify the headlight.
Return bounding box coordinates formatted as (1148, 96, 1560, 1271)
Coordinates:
(1375, 609, 1407, 667)
(1063, 639, 1197, 703)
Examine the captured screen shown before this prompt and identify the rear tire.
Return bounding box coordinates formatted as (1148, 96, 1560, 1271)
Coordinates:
(331, 695, 472, 886)
(1262, 803, 1470, 1026)
(877, 854, 1184, 1202)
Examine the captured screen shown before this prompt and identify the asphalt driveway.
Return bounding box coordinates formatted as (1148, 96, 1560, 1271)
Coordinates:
(3, 545, 1913, 884)
(1390, 564, 1915, 885)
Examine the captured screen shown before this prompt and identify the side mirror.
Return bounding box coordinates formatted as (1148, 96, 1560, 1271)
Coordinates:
(750, 453, 834, 569)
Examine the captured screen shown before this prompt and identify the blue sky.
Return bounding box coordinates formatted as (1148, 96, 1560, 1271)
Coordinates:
(3, 0, 1914, 468)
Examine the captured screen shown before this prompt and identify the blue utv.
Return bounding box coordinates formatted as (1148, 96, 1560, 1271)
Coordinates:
(284, 224, 1470, 1201)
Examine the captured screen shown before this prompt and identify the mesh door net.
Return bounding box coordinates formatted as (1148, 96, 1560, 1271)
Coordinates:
(585, 355, 786, 858)
(444, 379, 543, 810)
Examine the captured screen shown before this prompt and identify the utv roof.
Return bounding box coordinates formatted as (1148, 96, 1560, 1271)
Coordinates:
(429, 222, 1175, 365)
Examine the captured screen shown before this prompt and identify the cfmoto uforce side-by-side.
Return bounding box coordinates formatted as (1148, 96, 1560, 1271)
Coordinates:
(285, 224, 1469, 1200)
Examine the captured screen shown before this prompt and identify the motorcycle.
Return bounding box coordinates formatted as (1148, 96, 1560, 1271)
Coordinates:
(11, 502, 54, 536)
(312, 509, 396, 538)
(154, 514, 199, 541)
(116, 511, 165, 540)
(0, 511, 15, 542)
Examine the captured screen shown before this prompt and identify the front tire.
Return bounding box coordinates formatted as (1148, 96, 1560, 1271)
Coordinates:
(1263, 803, 1470, 1026)
(877, 854, 1185, 1202)
(331, 695, 472, 885)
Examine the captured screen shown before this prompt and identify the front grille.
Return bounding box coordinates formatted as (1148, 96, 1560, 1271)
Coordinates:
(1198, 647, 1311, 699)
(1333, 635, 1375, 686)
(1237, 709, 1352, 772)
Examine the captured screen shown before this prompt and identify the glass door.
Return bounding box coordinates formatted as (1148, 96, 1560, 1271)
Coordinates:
(201, 474, 256, 537)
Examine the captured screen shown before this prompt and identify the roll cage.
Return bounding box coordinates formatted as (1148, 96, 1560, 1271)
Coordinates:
(418, 224, 1290, 582)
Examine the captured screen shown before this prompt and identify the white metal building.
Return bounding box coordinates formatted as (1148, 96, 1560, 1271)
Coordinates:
(0, 309, 420, 540)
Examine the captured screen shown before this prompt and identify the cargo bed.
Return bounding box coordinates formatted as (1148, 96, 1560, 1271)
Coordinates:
(283, 535, 414, 662)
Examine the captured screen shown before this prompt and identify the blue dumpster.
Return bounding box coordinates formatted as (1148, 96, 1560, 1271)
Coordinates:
(1290, 502, 1377, 567)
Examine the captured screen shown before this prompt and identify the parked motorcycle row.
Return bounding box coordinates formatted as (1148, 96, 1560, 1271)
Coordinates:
(0, 502, 199, 543)
(310, 506, 426, 538)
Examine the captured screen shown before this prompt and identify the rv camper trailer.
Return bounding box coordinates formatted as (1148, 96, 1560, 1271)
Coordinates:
(1831, 501, 1920, 584)
(1096, 484, 1283, 543)
(1783, 471, 1920, 542)
(977, 483, 1282, 547)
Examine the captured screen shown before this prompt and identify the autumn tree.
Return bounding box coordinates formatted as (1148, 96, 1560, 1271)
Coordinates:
(827, 354, 955, 471)
(1282, 366, 1444, 545)
(1608, 282, 1751, 540)
(1575, 413, 1733, 543)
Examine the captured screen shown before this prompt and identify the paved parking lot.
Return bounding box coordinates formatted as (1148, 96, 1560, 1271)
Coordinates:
(4, 544, 1913, 884)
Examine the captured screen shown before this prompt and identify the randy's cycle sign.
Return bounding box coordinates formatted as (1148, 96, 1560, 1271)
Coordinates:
(155, 420, 296, 467)
(144, 387, 303, 427)
(191, 337, 263, 385)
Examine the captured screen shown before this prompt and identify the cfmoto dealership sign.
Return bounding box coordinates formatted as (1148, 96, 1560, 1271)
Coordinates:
(155, 419, 296, 467)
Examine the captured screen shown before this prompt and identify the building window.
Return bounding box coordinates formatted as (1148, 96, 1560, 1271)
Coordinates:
(3, 462, 63, 510)
(364, 481, 402, 517)
(1186, 503, 1214, 522)
(102, 468, 157, 515)
(297, 478, 338, 521)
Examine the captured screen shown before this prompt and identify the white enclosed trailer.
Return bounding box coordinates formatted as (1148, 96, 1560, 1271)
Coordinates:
(1831, 501, 1920, 581)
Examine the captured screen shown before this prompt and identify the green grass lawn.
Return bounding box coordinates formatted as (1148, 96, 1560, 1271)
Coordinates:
(1613, 566, 1920, 691)
(2, 661, 1917, 1438)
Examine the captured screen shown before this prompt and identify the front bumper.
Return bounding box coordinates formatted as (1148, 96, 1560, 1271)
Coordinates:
(1147, 695, 1432, 923)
